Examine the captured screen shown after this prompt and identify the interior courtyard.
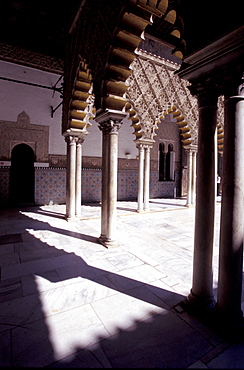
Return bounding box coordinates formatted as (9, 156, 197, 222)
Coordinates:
(0, 0, 244, 367)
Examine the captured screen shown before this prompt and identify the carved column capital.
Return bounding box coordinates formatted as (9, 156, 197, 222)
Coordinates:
(76, 137, 85, 145)
(98, 119, 122, 135)
(95, 109, 127, 134)
(64, 135, 86, 145)
(185, 147, 193, 155)
(136, 143, 145, 151)
(144, 144, 152, 151)
(224, 73, 244, 98)
(188, 80, 219, 108)
(65, 135, 78, 145)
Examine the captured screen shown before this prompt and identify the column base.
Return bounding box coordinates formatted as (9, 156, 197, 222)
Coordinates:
(181, 292, 244, 339)
(98, 235, 119, 248)
(182, 289, 216, 313)
(65, 215, 77, 222)
(185, 203, 194, 208)
(75, 214, 84, 220)
(136, 209, 144, 213)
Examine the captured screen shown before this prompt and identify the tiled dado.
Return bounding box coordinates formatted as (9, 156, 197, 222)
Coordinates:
(0, 167, 178, 206)
(0, 167, 10, 205)
(34, 168, 103, 205)
(35, 168, 66, 205)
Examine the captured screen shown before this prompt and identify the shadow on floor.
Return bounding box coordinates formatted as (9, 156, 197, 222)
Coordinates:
(0, 205, 239, 368)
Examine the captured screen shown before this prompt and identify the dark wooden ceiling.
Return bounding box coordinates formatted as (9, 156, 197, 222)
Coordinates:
(179, 0, 244, 55)
(0, 0, 81, 59)
(0, 0, 243, 60)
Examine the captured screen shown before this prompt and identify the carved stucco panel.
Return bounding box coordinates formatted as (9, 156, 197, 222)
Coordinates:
(0, 112, 49, 162)
(127, 52, 199, 145)
(217, 95, 224, 125)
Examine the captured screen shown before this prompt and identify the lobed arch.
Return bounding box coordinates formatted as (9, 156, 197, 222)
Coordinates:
(217, 121, 224, 155)
(63, 58, 95, 136)
(126, 50, 199, 146)
(124, 100, 143, 141)
(62, 0, 185, 129)
(157, 104, 193, 147)
(217, 95, 225, 155)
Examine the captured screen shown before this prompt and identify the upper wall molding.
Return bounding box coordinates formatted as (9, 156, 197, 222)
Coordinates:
(0, 43, 64, 74)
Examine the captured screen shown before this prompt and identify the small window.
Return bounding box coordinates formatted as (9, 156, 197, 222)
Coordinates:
(159, 143, 175, 181)
(159, 142, 165, 181)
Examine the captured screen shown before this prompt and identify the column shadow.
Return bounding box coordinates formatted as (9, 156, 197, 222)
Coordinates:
(0, 206, 227, 368)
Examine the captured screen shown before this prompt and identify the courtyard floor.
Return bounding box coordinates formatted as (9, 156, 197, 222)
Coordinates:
(0, 197, 244, 368)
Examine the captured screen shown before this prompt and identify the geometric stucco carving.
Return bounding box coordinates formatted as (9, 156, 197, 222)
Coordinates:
(217, 95, 224, 155)
(0, 111, 49, 162)
(126, 45, 199, 146)
(0, 42, 64, 74)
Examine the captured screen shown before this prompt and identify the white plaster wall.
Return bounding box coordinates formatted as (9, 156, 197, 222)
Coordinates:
(0, 61, 138, 159)
(83, 117, 138, 159)
(0, 60, 65, 155)
(82, 121, 102, 157)
(118, 117, 138, 159)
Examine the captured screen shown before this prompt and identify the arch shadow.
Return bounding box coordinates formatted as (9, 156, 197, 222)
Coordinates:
(0, 206, 227, 367)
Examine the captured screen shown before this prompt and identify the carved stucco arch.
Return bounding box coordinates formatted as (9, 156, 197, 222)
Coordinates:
(63, 58, 95, 137)
(217, 95, 224, 155)
(62, 0, 185, 134)
(126, 49, 198, 148)
(126, 48, 225, 152)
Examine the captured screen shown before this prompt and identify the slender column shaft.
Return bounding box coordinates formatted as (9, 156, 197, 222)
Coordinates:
(191, 151, 197, 205)
(107, 129, 119, 242)
(137, 144, 144, 212)
(100, 132, 109, 240)
(187, 91, 218, 309)
(75, 138, 83, 216)
(217, 84, 244, 323)
(163, 153, 167, 180)
(65, 136, 77, 220)
(144, 145, 150, 211)
(186, 149, 193, 207)
(98, 119, 121, 248)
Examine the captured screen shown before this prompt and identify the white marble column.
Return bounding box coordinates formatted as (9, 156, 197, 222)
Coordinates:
(107, 124, 120, 245)
(97, 115, 122, 248)
(99, 131, 109, 242)
(186, 89, 218, 311)
(144, 145, 151, 211)
(137, 143, 145, 212)
(65, 135, 77, 220)
(217, 78, 244, 325)
(75, 137, 83, 217)
(186, 149, 193, 207)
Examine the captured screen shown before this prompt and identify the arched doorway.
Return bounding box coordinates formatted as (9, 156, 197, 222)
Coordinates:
(9, 144, 35, 205)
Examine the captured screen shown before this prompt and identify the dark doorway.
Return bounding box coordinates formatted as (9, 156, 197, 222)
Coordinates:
(9, 144, 35, 205)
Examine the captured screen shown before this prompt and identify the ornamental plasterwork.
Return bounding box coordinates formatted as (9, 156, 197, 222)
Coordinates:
(217, 95, 224, 126)
(126, 47, 199, 145)
(0, 43, 64, 73)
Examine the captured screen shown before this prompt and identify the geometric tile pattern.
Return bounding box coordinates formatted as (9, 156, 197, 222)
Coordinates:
(1, 167, 179, 206)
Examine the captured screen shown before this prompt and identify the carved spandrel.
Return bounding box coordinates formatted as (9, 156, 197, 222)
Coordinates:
(127, 52, 200, 145)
